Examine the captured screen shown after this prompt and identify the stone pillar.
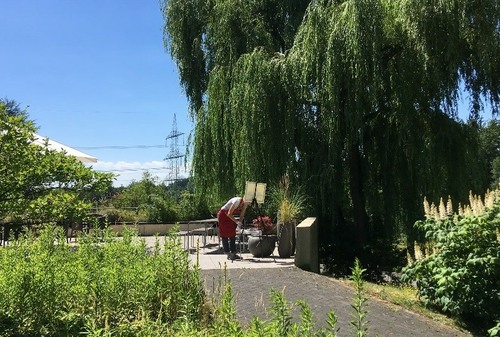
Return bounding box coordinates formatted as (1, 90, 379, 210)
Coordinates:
(294, 217, 319, 273)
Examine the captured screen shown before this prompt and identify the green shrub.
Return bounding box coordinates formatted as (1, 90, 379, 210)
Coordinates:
(0, 224, 373, 336)
(103, 207, 146, 223)
(0, 225, 205, 336)
(143, 195, 179, 223)
(402, 191, 500, 332)
(177, 191, 211, 221)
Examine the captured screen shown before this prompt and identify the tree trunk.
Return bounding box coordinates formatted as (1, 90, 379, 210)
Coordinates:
(348, 141, 368, 250)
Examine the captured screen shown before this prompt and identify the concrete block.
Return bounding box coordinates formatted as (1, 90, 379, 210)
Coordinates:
(295, 217, 319, 273)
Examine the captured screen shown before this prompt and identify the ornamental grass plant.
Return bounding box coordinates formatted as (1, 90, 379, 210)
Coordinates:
(269, 176, 308, 225)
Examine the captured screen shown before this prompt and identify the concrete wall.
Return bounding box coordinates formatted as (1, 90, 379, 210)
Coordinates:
(108, 223, 193, 236)
(295, 217, 319, 273)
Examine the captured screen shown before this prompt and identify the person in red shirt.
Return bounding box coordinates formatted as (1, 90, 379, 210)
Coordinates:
(217, 196, 249, 260)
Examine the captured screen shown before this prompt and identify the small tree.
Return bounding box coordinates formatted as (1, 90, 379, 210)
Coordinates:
(0, 101, 113, 225)
(0, 97, 29, 121)
(109, 172, 180, 223)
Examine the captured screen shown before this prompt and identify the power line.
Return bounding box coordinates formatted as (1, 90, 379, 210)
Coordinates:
(76, 144, 166, 150)
(95, 167, 170, 173)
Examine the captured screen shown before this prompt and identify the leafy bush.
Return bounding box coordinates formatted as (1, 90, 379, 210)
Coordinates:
(0, 103, 113, 225)
(107, 172, 183, 223)
(103, 207, 148, 224)
(0, 224, 374, 336)
(0, 225, 205, 336)
(142, 194, 179, 222)
(177, 191, 211, 221)
(402, 190, 500, 332)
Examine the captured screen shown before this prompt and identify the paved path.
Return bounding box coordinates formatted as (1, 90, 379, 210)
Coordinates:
(142, 235, 472, 336)
(199, 267, 472, 337)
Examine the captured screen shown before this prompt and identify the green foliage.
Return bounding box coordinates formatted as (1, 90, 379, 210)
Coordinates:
(350, 258, 368, 337)
(106, 173, 210, 223)
(479, 120, 500, 189)
(103, 207, 145, 223)
(489, 321, 500, 337)
(162, 0, 500, 273)
(0, 225, 375, 337)
(0, 101, 113, 225)
(162, 0, 309, 201)
(177, 191, 211, 220)
(211, 282, 243, 336)
(0, 225, 206, 336)
(109, 172, 179, 223)
(492, 158, 500, 189)
(268, 175, 309, 224)
(402, 191, 500, 332)
(0, 98, 28, 121)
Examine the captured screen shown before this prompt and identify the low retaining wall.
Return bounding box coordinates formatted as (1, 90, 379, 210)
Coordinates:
(108, 223, 192, 236)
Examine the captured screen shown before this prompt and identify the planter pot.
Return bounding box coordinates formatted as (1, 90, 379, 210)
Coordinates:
(277, 222, 295, 258)
(248, 235, 276, 258)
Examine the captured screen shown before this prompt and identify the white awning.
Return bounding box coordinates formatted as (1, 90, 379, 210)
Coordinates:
(33, 134, 97, 163)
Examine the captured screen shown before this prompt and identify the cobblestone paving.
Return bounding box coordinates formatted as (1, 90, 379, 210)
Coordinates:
(200, 267, 472, 337)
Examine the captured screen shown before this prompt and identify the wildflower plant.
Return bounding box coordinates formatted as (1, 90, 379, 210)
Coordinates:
(403, 189, 500, 332)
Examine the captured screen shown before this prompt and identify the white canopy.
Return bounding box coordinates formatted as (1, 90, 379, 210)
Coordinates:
(33, 134, 97, 163)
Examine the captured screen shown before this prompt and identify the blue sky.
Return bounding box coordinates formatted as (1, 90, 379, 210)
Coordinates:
(2, 1, 496, 187)
(0, 0, 192, 186)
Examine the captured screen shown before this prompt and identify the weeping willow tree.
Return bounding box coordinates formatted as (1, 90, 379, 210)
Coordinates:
(162, 0, 500, 268)
(162, 0, 309, 198)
